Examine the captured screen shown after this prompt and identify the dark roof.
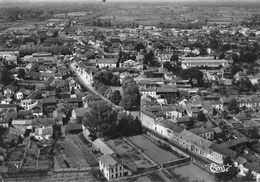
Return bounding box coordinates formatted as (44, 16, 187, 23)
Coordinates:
(220, 137, 249, 148)
(0, 104, 16, 109)
(66, 123, 82, 132)
(141, 110, 156, 119)
(176, 116, 191, 123)
(209, 143, 237, 159)
(42, 98, 57, 104)
(190, 127, 213, 135)
(63, 97, 82, 103)
(4, 84, 17, 92)
(157, 119, 184, 133)
(244, 162, 260, 173)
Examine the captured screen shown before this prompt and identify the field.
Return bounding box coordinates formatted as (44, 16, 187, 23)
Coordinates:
(167, 163, 216, 182)
(106, 138, 154, 171)
(127, 135, 182, 165)
(54, 134, 98, 169)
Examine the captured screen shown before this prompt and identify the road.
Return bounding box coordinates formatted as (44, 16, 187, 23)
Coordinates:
(68, 62, 124, 111)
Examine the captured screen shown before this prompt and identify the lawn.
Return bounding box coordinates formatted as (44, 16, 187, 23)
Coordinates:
(127, 135, 181, 164)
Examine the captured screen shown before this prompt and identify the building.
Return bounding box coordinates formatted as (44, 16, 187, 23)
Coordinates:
(96, 58, 117, 68)
(180, 56, 229, 69)
(99, 154, 131, 181)
(189, 127, 214, 140)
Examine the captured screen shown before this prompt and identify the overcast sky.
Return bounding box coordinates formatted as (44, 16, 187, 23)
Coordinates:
(1, 0, 258, 2)
(1, 0, 259, 4)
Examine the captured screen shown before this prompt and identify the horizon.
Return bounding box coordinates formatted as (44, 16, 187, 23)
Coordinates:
(1, 0, 260, 4)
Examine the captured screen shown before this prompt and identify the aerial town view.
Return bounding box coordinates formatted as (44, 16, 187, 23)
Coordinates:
(0, 0, 260, 181)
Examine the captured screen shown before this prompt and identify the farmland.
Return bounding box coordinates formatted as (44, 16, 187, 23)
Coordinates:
(54, 134, 98, 170)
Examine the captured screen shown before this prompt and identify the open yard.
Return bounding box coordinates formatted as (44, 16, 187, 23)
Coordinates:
(127, 135, 181, 165)
(106, 138, 154, 171)
(168, 163, 216, 182)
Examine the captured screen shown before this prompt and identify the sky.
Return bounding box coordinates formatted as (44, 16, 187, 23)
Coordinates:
(0, 0, 259, 4)
(1, 0, 258, 2)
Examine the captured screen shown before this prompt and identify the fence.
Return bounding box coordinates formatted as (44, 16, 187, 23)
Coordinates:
(161, 157, 191, 168)
(146, 131, 190, 158)
(134, 165, 160, 175)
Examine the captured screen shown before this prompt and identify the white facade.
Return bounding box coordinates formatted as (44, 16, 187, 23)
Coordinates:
(99, 154, 130, 181)
(181, 57, 229, 69)
(16, 92, 23, 100)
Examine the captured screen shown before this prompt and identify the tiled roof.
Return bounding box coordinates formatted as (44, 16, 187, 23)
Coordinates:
(99, 154, 117, 167)
(93, 138, 114, 155)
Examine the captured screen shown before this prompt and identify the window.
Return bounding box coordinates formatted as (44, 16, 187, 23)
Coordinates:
(111, 168, 113, 173)
(111, 174, 113, 179)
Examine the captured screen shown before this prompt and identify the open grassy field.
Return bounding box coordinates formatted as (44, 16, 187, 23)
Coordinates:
(127, 135, 181, 165)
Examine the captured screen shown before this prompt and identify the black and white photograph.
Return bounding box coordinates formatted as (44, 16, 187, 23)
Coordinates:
(0, 0, 260, 181)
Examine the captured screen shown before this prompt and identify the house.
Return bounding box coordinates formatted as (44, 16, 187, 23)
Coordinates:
(99, 154, 131, 181)
(157, 51, 172, 63)
(34, 125, 53, 140)
(5, 55, 18, 65)
(67, 77, 81, 92)
(3, 84, 17, 96)
(237, 95, 260, 109)
(42, 98, 57, 115)
(20, 99, 38, 110)
(65, 123, 82, 134)
(15, 89, 33, 100)
(179, 129, 212, 159)
(83, 94, 102, 105)
(180, 56, 229, 69)
(189, 127, 214, 140)
(1, 97, 12, 105)
(96, 58, 117, 68)
(71, 107, 91, 123)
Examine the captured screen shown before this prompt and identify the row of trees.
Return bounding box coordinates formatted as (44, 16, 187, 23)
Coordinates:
(92, 69, 122, 105)
(82, 103, 142, 137)
(92, 70, 140, 110)
(119, 76, 140, 110)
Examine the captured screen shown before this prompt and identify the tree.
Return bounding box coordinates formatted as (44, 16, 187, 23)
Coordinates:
(109, 90, 122, 105)
(170, 54, 179, 63)
(197, 111, 207, 122)
(143, 50, 159, 67)
(93, 69, 120, 86)
(117, 114, 142, 136)
(17, 68, 25, 79)
(163, 61, 173, 71)
(237, 77, 253, 92)
(219, 52, 225, 59)
(135, 42, 145, 52)
(83, 104, 118, 136)
(231, 64, 243, 76)
(120, 76, 140, 110)
(215, 157, 239, 181)
(228, 99, 240, 113)
(0, 67, 12, 85)
(180, 68, 203, 85)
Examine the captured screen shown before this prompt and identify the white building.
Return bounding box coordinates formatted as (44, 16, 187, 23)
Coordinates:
(180, 56, 229, 69)
(99, 154, 131, 181)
